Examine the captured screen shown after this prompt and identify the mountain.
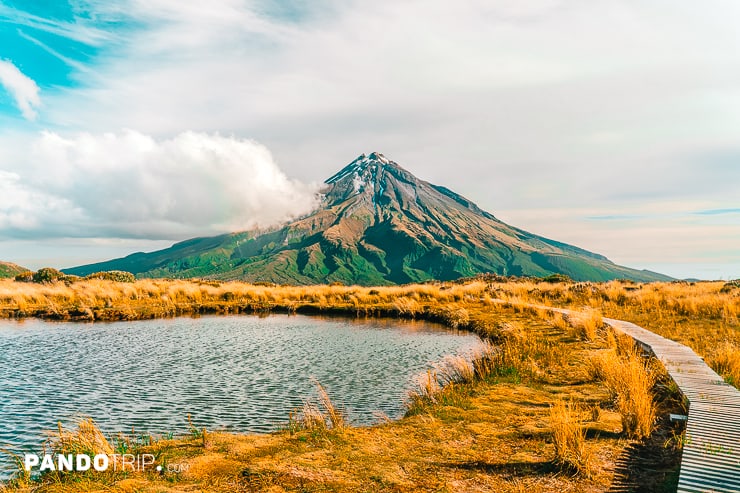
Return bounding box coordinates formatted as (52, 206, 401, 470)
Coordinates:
(65, 153, 672, 284)
(0, 261, 29, 279)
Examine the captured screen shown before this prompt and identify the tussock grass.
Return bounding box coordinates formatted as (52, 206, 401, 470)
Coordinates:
(288, 379, 346, 433)
(549, 312, 570, 332)
(391, 296, 421, 317)
(708, 341, 740, 387)
(436, 355, 476, 385)
(589, 344, 656, 439)
(314, 379, 346, 430)
(573, 310, 603, 341)
(52, 418, 115, 457)
(482, 279, 740, 389)
(550, 400, 593, 477)
(293, 401, 327, 432)
(14, 419, 123, 486)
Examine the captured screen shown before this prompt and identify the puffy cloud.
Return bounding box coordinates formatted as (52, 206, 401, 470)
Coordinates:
(0, 131, 319, 239)
(0, 60, 41, 120)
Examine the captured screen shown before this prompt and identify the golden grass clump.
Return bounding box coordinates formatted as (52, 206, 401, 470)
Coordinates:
(408, 369, 441, 406)
(392, 296, 422, 317)
(573, 309, 603, 341)
(436, 355, 476, 385)
(434, 304, 470, 328)
(550, 400, 593, 477)
(708, 341, 740, 387)
(549, 312, 570, 333)
(405, 345, 490, 413)
(52, 418, 114, 457)
(290, 379, 346, 432)
(294, 401, 328, 432)
(589, 347, 656, 439)
(314, 379, 346, 430)
(488, 321, 570, 380)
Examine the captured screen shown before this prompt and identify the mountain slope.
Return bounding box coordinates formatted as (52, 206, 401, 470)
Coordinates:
(65, 153, 671, 284)
(0, 261, 29, 279)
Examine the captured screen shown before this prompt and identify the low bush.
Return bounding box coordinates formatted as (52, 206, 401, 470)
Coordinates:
(542, 273, 572, 284)
(84, 271, 136, 283)
(32, 267, 65, 283)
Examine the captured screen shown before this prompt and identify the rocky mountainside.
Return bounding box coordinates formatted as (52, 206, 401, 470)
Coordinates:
(65, 153, 671, 284)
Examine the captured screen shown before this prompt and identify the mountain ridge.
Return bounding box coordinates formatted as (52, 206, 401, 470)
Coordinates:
(65, 153, 672, 284)
(0, 261, 29, 279)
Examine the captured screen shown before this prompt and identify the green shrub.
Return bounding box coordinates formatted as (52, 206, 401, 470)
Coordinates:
(542, 274, 572, 284)
(84, 271, 136, 283)
(32, 267, 65, 283)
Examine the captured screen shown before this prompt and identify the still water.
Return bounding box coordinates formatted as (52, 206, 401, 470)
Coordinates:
(0, 314, 480, 474)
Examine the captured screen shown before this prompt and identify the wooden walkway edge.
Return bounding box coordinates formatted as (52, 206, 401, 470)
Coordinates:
(545, 306, 740, 493)
(603, 317, 740, 493)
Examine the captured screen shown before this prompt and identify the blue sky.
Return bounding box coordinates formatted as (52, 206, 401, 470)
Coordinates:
(0, 1, 96, 87)
(0, 0, 738, 279)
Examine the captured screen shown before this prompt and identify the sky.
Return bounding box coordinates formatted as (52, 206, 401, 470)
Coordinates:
(0, 0, 738, 280)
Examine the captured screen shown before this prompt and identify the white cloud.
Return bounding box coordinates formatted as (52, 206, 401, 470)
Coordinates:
(0, 131, 319, 239)
(2, 0, 740, 277)
(0, 60, 41, 120)
(39, 0, 740, 178)
(0, 4, 113, 47)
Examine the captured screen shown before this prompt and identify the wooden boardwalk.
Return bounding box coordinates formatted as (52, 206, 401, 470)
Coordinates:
(602, 317, 740, 493)
(548, 306, 740, 493)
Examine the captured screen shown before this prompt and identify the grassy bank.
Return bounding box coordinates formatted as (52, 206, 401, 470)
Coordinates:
(0, 288, 685, 492)
(486, 278, 740, 388)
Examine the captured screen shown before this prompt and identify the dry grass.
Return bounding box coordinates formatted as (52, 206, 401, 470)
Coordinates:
(288, 379, 347, 433)
(707, 341, 740, 387)
(0, 278, 485, 327)
(51, 418, 115, 457)
(314, 379, 347, 431)
(588, 344, 657, 439)
(438, 354, 476, 384)
(549, 312, 570, 332)
(294, 401, 327, 432)
(486, 278, 740, 388)
(550, 400, 593, 477)
(572, 310, 603, 342)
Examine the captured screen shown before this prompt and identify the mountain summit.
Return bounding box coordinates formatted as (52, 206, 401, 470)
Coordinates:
(65, 153, 670, 284)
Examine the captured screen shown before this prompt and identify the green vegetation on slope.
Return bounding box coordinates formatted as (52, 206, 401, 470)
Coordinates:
(0, 261, 28, 279)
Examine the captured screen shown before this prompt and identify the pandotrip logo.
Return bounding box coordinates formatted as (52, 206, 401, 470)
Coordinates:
(24, 453, 156, 473)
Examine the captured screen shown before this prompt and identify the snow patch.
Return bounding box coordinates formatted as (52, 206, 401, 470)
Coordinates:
(352, 172, 366, 193)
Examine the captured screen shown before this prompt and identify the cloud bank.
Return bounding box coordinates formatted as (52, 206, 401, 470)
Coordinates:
(0, 60, 41, 120)
(1, 1, 739, 278)
(0, 131, 319, 239)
